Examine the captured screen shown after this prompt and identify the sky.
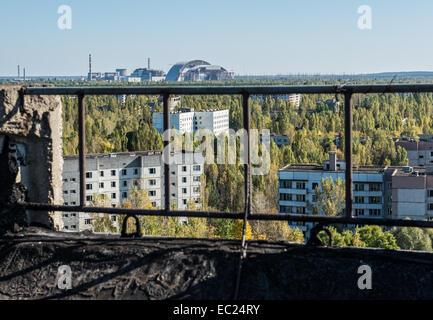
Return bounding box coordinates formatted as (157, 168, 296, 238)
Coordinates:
(1, 0, 433, 76)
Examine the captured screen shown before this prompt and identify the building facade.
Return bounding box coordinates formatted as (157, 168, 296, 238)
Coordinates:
(278, 152, 394, 239)
(62, 151, 203, 232)
(153, 109, 229, 136)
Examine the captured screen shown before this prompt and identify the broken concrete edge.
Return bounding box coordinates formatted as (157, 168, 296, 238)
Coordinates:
(2, 227, 433, 261)
(0, 85, 63, 233)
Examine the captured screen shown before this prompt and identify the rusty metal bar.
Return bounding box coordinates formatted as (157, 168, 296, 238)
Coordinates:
(163, 93, 171, 212)
(18, 202, 433, 228)
(23, 84, 433, 96)
(344, 91, 353, 218)
(77, 93, 86, 207)
(234, 92, 252, 300)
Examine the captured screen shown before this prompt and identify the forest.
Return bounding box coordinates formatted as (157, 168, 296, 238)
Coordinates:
(59, 78, 433, 249)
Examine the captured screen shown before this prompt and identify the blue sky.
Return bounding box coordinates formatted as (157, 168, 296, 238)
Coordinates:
(1, 0, 433, 76)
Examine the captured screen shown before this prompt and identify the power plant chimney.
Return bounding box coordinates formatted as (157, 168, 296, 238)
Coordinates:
(17, 65, 20, 78)
(23, 68, 26, 82)
(88, 54, 92, 81)
(148, 58, 150, 69)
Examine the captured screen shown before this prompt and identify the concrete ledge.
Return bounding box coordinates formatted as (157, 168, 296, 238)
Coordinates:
(1, 228, 433, 300)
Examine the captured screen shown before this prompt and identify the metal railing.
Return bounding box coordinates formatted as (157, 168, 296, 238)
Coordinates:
(19, 83, 433, 299)
(20, 84, 433, 230)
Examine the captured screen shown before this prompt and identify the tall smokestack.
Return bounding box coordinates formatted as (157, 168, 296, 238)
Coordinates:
(88, 54, 92, 81)
(23, 68, 26, 82)
(17, 65, 20, 78)
(148, 58, 150, 69)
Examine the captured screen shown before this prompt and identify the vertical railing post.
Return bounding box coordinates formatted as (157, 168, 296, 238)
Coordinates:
(163, 93, 171, 212)
(234, 92, 251, 300)
(78, 93, 86, 207)
(344, 91, 353, 218)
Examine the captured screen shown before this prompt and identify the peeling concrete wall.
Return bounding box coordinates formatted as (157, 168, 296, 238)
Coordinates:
(0, 86, 63, 232)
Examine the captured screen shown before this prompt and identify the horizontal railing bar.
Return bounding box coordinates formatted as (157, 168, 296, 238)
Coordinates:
(19, 202, 433, 228)
(22, 84, 433, 96)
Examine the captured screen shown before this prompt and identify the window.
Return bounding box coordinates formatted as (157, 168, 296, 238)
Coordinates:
(64, 202, 68, 206)
(182, 177, 187, 183)
(111, 193, 116, 199)
(369, 183, 381, 192)
(355, 196, 364, 204)
(296, 194, 306, 202)
(100, 171, 104, 177)
(70, 225, 76, 230)
(428, 190, 433, 197)
(312, 183, 319, 190)
(71, 213, 76, 217)
(193, 165, 201, 171)
(369, 209, 381, 216)
(86, 184, 92, 190)
(182, 188, 187, 194)
(193, 176, 200, 182)
(312, 194, 318, 202)
(419, 154, 424, 159)
(355, 209, 364, 216)
(369, 197, 382, 204)
(183, 199, 187, 205)
(111, 170, 116, 176)
(134, 180, 139, 186)
(122, 192, 127, 198)
(63, 190, 68, 194)
(296, 182, 306, 189)
(112, 181, 116, 188)
(122, 169, 127, 176)
(99, 182, 104, 188)
(70, 190, 76, 194)
(280, 180, 292, 189)
(149, 190, 156, 197)
(182, 166, 187, 172)
(111, 216, 117, 222)
(62, 213, 69, 218)
(296, 206, 305, 214)
(280, 205, 292, 213)
(71, 201, 76, 205)
(354, 183, 365, 191)
(86, 195, 93, 201)
(149, 179, 156, 186)
(86, 172, 92, 179)
(193, 187, 200, 193)
(149, 168, 156, 174)
(85, 219, 91, 225)
(70, 178, 76, 182)
(152, 202, 156, 207)
(429, 203, 433, 210)
(134, 168, 138, 175)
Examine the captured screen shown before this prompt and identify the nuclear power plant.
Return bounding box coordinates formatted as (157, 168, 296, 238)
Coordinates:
(86, 55, 234, 82)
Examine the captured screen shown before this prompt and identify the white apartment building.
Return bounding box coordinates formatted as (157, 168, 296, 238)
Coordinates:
(278, 152, 394, 239)
(62, 151, 203, 232)
(153, 109, 229, 136)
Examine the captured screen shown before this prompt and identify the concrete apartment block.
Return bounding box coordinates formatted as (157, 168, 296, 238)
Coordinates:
(62, 151, 203, 232)
(278, 152, 394, 239)
(0, 86, 63, 231)
(153, 109, 229, 135)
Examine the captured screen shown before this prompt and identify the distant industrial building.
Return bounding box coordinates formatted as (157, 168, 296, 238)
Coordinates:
(61, 151, 204, 232)
(166, 60, 234, 82)
(153, 108, 229, 135)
